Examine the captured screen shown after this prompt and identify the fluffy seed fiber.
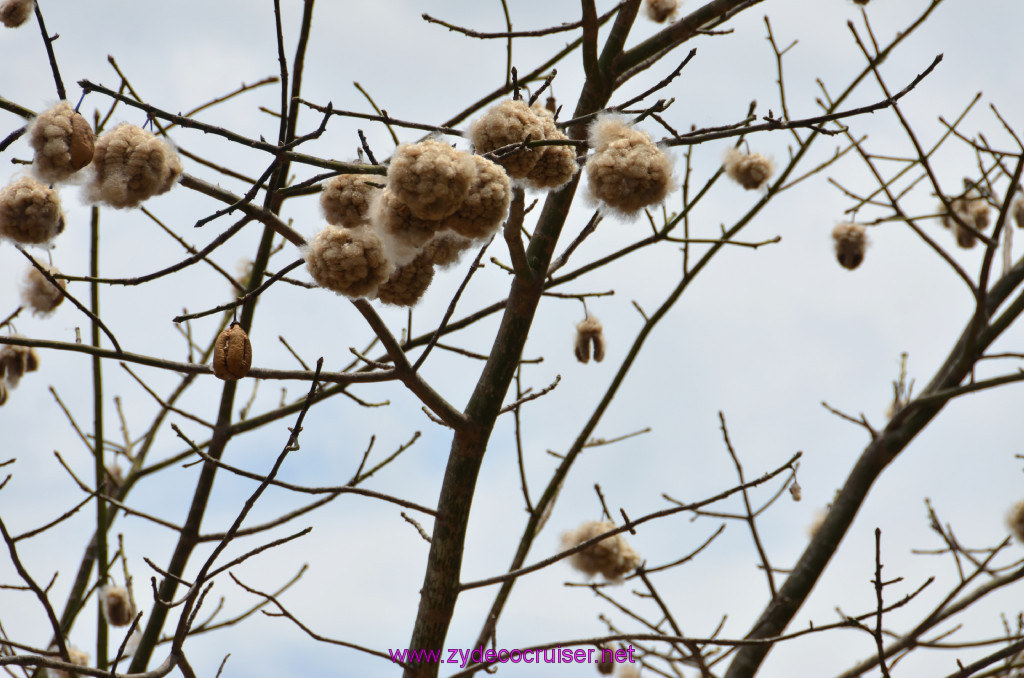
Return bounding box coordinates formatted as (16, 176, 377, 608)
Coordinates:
(470, 99, 546, 179)
(387, 140, 474, 220)
(377, 251, 435, 307)
(586, 116, 672, 216)
(87, 123, 182, 208)
(0, 176, 64, 244)
(423, 231, 473, 268)
(0, 0, 33, 27)
(644, 0, 680, 23)
(320, 174, 380, 227)
(28, 101, 95, 182)
(22, 264, 66, 315)
(101, 585, 133, 627)
(723, 148, 774, 190)
(443, 154, 511, 239)
(832, 223, 867, 270)
(561, 520, 641, 581)
(51, 646, 89, 678)
(525, 106, 578, 190)
(306, 225, 393, 298)
(575, 316, 605, 363)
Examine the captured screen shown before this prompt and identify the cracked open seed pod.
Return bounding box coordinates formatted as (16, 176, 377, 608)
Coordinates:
(0, 344, 38, 388)
(87, 123, 182, 208)
(212, 322, 252, 380)
(28, 101, 95, 182)
(100, 585, 134, 627)
(723, 147, 775, 190)
(0, 176, 64, 245)
(574, 316, 605, 363)
(832, 223, 867, 270)
(0, 0, 33, 27)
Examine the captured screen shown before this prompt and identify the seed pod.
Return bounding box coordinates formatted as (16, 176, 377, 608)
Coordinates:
(525, 105, 579, 191)
(441, 155, 512, 240)
(586, 116, 673, 216)
(87, 123, 182, 208)
(21, 264, 66, 315)
(723, 148, 775, 190)
(0, 381, 7, 406)
(0, 344, 36, 387)
(386, 140, 475, 220)
(831, 223, 867, 270)
(0, 176, 64, 245)
(560, 519, 641, 581)
(377, 251, 435, 307)
(101, 585, 134, 627)
(644, 0, 680, 23)
(320, 174, 380, 227)
(28, 101, 95, 182)
(1008, 500, 1024, 544)
(574, 316, 605, 364)
(0, 0, 33, 28)
(470, 99, 547, 179)
(212, 322, 252, 380)
(307, 224, 394, 295)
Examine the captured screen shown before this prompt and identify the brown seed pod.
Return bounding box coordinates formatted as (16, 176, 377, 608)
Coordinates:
(0, 344, 36, 388)
(525, 106, 579, 191)
(212, 322, 252, 380)
(306, 224, 394, 296)
(0, 0, 33, 27)
(831, 223, 868, 270)
(320, 174, 380, 227)
(585, 116, 673, 217)
(377, 251, 435, 307)
(1008, 500, 1024, 544)
(441, 155, 512, 240)
(28, 101, 95, 182)
(574, 316, 606, 364)
(470, 99, 547, 179)
(423, 231, 473, 268)
(386, 140, 475, 220)
(942, 195, 989, 249)
(1013, 195, 1024, 229)
(723, 148, 775, 190)
(596, 647, 615, 675)
(560, 520, 641, 581)
(87, 123, 182, 208)
(101, 585, 134, 627)
(370, 189, 446, 258)
(0, 176, 64, 245)
(21, 264, 66, 315)
(644, 0, 680, 23)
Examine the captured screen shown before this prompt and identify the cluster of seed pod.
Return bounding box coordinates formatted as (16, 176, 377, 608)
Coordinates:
(470, 98, 578, 190)
(723, 147, 775, 190)
(560, 519, 641, 581)
(585, 115, 673, 217)
(0, 343, 39, 406)
(306, 139, 512, 307)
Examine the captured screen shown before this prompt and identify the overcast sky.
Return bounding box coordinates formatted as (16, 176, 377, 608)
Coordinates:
(2, 1, 1024, 677)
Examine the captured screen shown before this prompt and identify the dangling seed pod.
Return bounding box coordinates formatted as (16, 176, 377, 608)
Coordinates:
(574, 316, 605, 364)
(377, 251, 435, 307)
(0, 344, 37, 388)
(320, 174, 380, 228)
(831, 223, 867, 270)
(441, 155, 512, 240)
(596, 647, 615, 675)
(50, 646, 89, 678)
(386, 140, 475, 220)
(212, 322, 252, 380)
(21, 264, 66, 315)
(525, 105, 579, 191)
(100, 585, 134, 627)
(470, 99, 547, 179)
(305, 225, 394, 296)
(723, 148, 775, 190)
(585, 116, 673, 217)
(942, 195, 990, 249)
(560, 520, 641, 581)
(0, 0, 33, 27)
(0, 176, 64, 245)
(28, 101, 95, 183)
(87, 123, 182, 208)
(644, 0, 680, 23)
